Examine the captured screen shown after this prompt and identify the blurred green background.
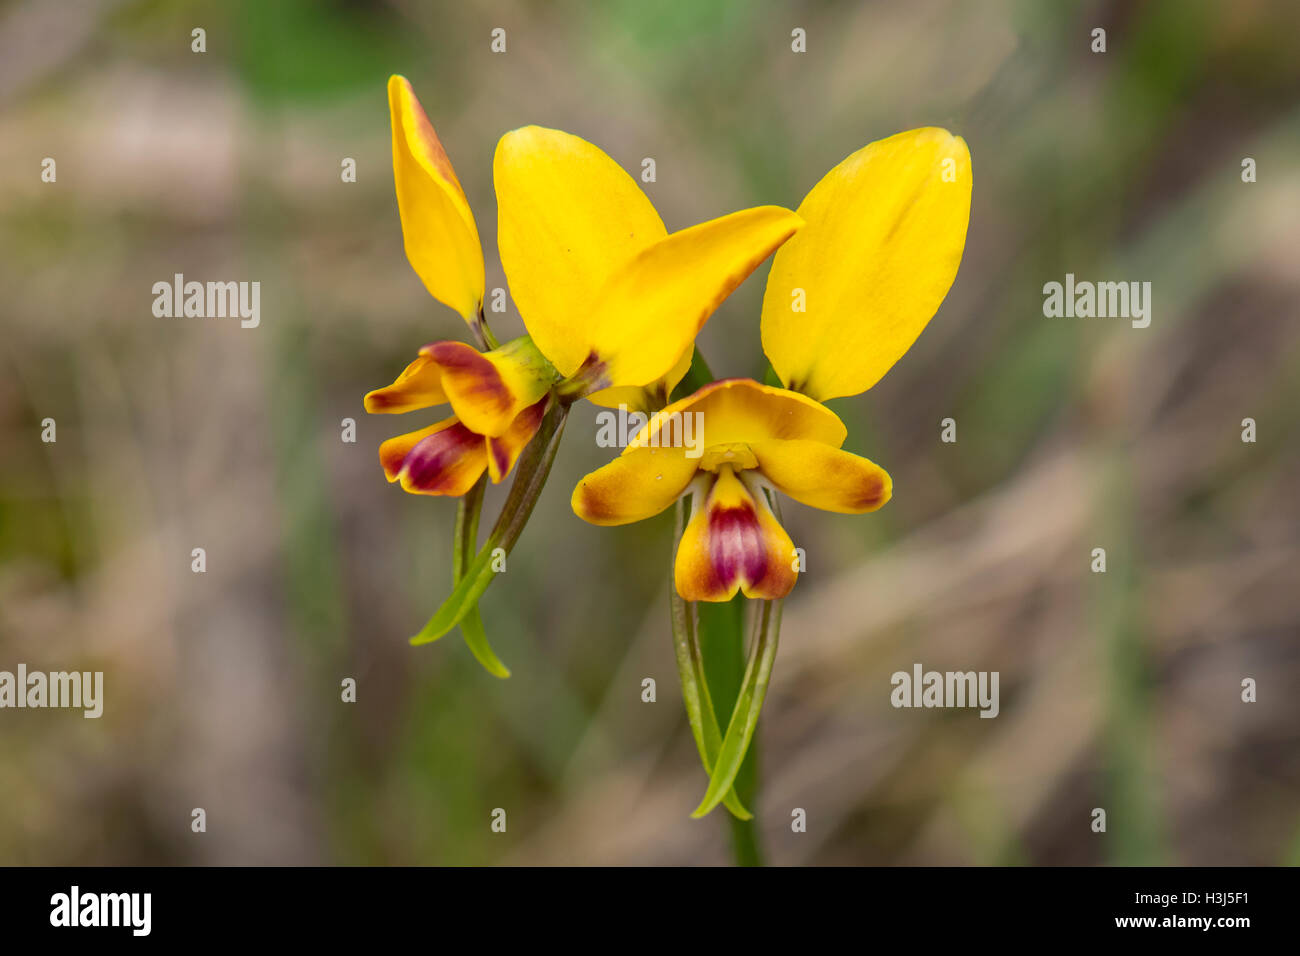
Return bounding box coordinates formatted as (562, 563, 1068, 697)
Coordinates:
(1, 0, 1298, 865)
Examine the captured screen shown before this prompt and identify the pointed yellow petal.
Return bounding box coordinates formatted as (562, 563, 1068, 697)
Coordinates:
(675, 468, 797, 602)
(761, 128, 972, 401)
(631, 378, 846, 451)
(495, 126, 666, 376)
(751, 440, 892, 514)
(423, 336, 554, 438)
(364, 352, 449, 414)
(571, 447, 699, 526)
(389, 75, 484, 323)
(586, 206, 802, 389)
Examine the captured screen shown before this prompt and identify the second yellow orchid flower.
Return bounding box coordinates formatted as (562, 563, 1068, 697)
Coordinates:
(574, 126, 973, 602)
(367, 75, 804, 497)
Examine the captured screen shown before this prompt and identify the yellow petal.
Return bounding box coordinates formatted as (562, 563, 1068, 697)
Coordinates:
(630, 378, 846, 452)
(751, 439, 892, 514)
(486, 398, 548, 484)
(675, 468, 797, 602)
(571, 447, 700, 526)
(761, 128, 972, 401)
(495, 125, 666, 376)
(389, 75, 485, 323)
(379, 416, 487, 497)
(423, 336, 554, 438)
(364, 352, 448, 414)
(586, 206, 803, 389)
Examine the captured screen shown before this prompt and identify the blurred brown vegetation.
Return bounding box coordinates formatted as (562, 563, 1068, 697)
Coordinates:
(1, 0, 1298, 864)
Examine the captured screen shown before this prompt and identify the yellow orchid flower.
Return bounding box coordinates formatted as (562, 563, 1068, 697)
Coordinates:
(573, 127, 972, 600)
(365, 336, 555, 495)
(573, 378, 891, 600)
(369, 75, 804, 495)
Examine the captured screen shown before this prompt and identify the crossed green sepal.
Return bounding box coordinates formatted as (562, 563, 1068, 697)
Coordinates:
(415, 472, 511, 678)
(411, 534, 503, 647)
(410, 399, 569, 650)
(671, 500, 755, 820)
(691, 598, 781, 818)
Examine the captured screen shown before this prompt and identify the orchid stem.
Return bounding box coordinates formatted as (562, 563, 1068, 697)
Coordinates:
(698, 593, 763, 865)
(453, 474, 485, 583)
(410, 396, 568, 646)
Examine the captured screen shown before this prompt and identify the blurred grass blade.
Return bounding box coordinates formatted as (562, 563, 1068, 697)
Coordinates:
(692, 598, 782, 819)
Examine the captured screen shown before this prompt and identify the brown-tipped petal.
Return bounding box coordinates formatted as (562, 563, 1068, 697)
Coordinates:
(571, 446, 699, 527)
(364, 352, 449, 414)
(674, 468, 797, 602)
(379, 416, 488, 497)
(485, 397, 548, 484)
(751, 439, 892, 514)
(424, 337, 553, 439)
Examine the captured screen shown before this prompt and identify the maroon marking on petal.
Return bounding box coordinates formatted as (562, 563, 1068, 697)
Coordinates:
(854, 474, 889, 510)
(401, 421, 483, 493)
(366, 390, 415, 413)
(486, 397, 548, 482)
(425, 341, 511, 414)
(514, 396, 548, 432)
(487, 435, 511, 480)
(707, 503, 768, 592)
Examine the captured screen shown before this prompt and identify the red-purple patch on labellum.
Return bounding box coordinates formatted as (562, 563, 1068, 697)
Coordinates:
(675, 467, 797, 602)
(708, 500, 769, 594)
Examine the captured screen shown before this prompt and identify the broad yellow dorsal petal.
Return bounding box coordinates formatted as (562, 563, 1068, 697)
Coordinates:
(495, 126, 666, 376)
(761, 128, 972, 401)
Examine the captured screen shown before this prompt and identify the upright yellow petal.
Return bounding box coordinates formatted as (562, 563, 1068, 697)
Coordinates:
(586, 206, 803, 389)
(495, 126, 666, 376)
(389, 75, 485, 323)
(761, 128, 972, 401)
